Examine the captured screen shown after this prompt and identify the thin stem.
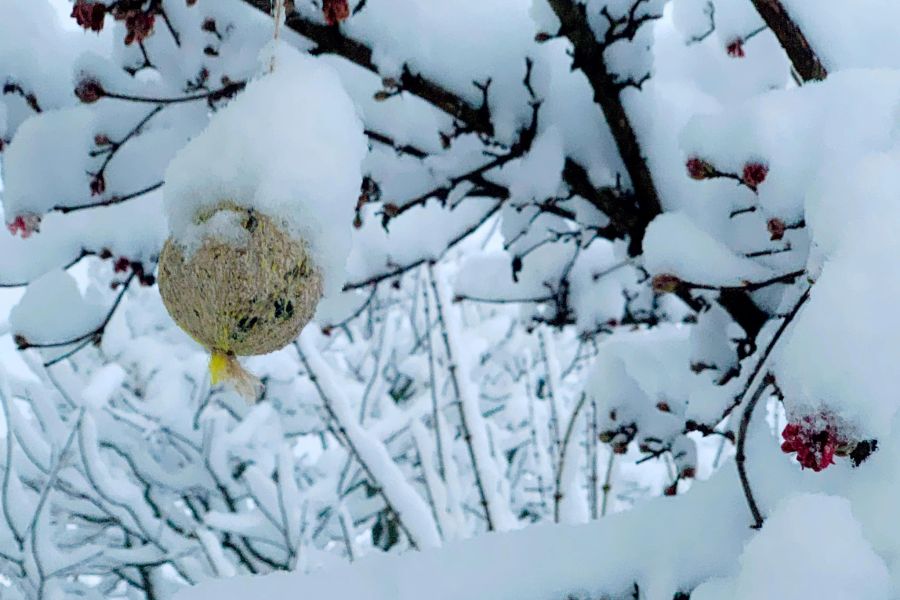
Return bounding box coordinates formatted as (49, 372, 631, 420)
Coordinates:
(427, 265, 495, 531)
(53, 181, 164, 214)
(21, 274, 134, 351)
(554, 392, 588, 523)
(736, 378, 772, 530)
(601, 452, 615, 517)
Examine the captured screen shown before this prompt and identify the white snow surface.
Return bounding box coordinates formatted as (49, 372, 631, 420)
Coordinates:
(163, 41, 367, 298)
(693, 494, 891, 600)
(9, 269, 105, 344)
(178, 470, 749, 600)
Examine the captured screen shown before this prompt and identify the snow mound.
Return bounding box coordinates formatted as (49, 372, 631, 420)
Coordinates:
(693, 493, 890, 600)
(2, 107, 95, 219)
(644, 212, 772, 284)
(9, 269, 105, 345)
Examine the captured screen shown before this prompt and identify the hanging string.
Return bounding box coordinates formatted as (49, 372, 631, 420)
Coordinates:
(269, 0, 285, 73)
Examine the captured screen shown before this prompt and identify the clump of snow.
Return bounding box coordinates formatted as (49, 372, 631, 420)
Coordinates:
(643, 212, 773, 284)
(9, 269, 105, 344)
(780, 0, 900, 72)
(177, 469, 751, 600)
(680, 70, 900, 222)
(180, 209, 250, 258)
(2, 107, 95, 220)
(776, 144, 900, 439)
(693, 494, 891, 600)
(80, 363, 127, 408)
(163, 41, 367, 298)
(496, 127, 565, 202)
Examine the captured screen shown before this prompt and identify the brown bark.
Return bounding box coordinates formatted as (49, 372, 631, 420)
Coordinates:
(750, 0, 827, 82)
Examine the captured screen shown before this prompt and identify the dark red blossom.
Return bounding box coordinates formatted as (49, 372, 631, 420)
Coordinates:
(686, 157, 714, 180)
(71, 1, 107, 32)
(114, 257, 131, 273)
(90, 173, 106, 196)
(741, 162, 768, 190)
(323, 0, 350, 26)
(123, 11, 156, 45)
(75, 78, 105, 104)
(726, 39, 745, 58)
(781, 418, 845, 472)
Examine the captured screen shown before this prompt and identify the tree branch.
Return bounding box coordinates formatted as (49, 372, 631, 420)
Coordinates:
(749, 0, 827, 82)
(547, 0, 662, 250)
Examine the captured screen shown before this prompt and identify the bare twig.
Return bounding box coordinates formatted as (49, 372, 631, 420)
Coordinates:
(53, 182, 164, 214)
(554, 392, 588, 523)
(428, 266, 495, 531)
(734, 286, 812, 529)
(17, 274, 135, 356)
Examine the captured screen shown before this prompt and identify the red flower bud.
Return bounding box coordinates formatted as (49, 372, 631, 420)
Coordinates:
(114, 257, 131, 273)
(90, 173, 106, 196)
(75, 78, 105, 104)
(726, 39, 745, 58)
(323, 0, 350, 26)
(686, 157, 714, 180)
(71, 1, 106, 32)
(123, 11, 155, 45)
(741, 162, 768, 190)
(767, 217, 786, 241)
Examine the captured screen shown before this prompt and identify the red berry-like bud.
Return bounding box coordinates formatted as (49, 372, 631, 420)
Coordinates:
(664, 482, 678, 496)
(767, 217, 786, 241)
(124, 11, 155, 45)
(741, 162, 768, 190)
(201, 18, 217, 32)
(323, 0, 350, 26)
(75, 78, 105, 104)
(114, 257, 130, 273)
(94, 133, 111, 146)
(71, 1, 106, 32)
(686, 157, 714, 180)
(90, 173, 106, 196)
(726, 39, 745, 58)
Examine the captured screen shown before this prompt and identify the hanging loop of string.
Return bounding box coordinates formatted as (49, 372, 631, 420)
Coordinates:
(269, 0, 286, 72)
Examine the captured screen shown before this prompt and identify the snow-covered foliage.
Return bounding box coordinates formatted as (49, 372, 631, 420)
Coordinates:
(1, 0, 898, 598)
